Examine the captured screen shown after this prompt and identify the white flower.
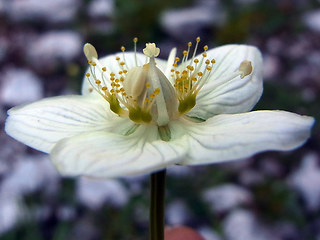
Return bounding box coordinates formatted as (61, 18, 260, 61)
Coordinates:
(5, 38, 314, 178)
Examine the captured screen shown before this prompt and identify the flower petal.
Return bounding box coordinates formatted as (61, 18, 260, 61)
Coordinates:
(82, 52, 169, 95)
(170, 111, 314, 165)
(5, 95, 134, 153)
(187, 45, 263, 120)
(51, 125, 187, 178)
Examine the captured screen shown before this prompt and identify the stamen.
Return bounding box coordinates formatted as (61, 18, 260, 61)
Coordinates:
(133, 37, 138, 67)
(239, 60, 253, 78)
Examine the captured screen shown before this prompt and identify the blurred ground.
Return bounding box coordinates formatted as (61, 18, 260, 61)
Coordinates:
(0, 0, 319, 239)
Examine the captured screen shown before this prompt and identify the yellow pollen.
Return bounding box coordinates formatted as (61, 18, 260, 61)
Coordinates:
(211, 59, 216, 64)
(102, 67, 106, 72)
(95, 80, 101, 85)
(120, 77, 124, 82)
(205, 59, 210, 65)
(188, 42, 192, 47)
(119, 71, 123, 74)
(154, 88, 160, 95)
(121, 46, 125, 52)
(110, 77, 115, 81)
(111, 82, 116, 87)
(203, 45, 208, 51)
(110, 73, 115, 77)
(196, 37, 200, 42)
(145, 98, 150, 103)
(202, 53, 207, 57)
(102, 86, 107, 91)
(170, 69, 174, 72)
(133, 37, 138, 43)
(110, 89, 115, 94)
(183, 50, 188, 55)
(175, 71, 180, 74)
(85, 73, 90, 77)
(123, 70, 128, 74)
(150, 93, 155, 98)
(194, 59, 199, 63)
(116, 56, 120, 61)
(146, 82, 151, 88)
(88, 60, 92, 65)
(116, 84, 120, 88)
(198, 72, 203, 77)
(206, 66, 212, 71)
(173, 63, 178, 67)
(175, 57, 180, 62)
(115, 79, 119, 83)
(120, 61, 125, 66)
(120, 88, 125, 92)
(192, 77, 197, 81)
(92, 62, 97, 67)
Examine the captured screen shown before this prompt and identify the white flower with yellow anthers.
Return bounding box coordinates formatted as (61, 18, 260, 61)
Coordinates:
(5, 38, 314, 178)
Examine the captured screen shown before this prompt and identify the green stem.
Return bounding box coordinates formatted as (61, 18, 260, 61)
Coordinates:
(149, 169, 166, 240)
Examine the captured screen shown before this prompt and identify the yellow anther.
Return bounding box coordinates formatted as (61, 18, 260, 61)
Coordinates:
(194, 59, 199, 64)
(145, 98, 150, 103)
(116, 83, 120, 88)
(196, 37, 200, 42)
(121, 46, 125, 52)
(183, 50, 188, 55)
(92, 62, 97, 67)
(85, 73, 90, 77)
(115, 79, 119, 83)
(192, 77, 197, 81)
(182, 70, 188, 75)
(154, 88, 160, 95)
(175, 57, 180, 62)
(95, 80, 101, 85)
(120, 61, 125, 66)
(102, 67, 106, 72)
(146, 82, 151, 88)
(202, 53, 207, 57)
(88, 60, 92, 65)
(110, 89, 115, 93)
(170, 69, 174, 72)
(102, 87, 107, 91)
(120, 77, 124, 81)
(184, 83, 189, 88)
(110, 73, 115, 77)
(188, 42, 192, 47)
(120, 88, 125, 92)
(211, 59, 216, 64)
(206, 66, 212, 71)
(205, 59, 210, 65)
(119, 71, 123, 74)
(198, 72, 203, 77)
(116, 56, 120, 61)
(122, 92, 127, 96)
(203, 45, 208, 51)
(123, 70, 128, 74)
(150, 93, 155, 98)
(173, 63, 178, 67)
(175, 71, 180, 74)
(133, 37, 138, 43)
(111, 82, 116, 87)
(110, 77, 115, 81)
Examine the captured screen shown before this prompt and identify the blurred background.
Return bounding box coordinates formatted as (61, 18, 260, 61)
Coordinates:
(0, 0, 319, 239)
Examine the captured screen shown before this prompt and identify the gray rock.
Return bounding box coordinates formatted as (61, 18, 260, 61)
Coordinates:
(303, 9, 320, 32)
(0, 68, 43, 106)
(288, 152, 320, 211)
(160, 0, 225, 40)
(223, 209, 280, 240)
(166, 200, 191, 225)
(26, 31, 83, 69)
(203, 184, 252, 213)
(3, 0, 81, 23)
(88, 0, 114, 18)
(77, 178, 129, 209)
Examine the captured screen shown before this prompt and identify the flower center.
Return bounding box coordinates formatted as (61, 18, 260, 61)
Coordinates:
(83, 38, 253, 126)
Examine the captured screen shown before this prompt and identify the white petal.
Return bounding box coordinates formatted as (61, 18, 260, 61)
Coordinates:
(5, 95, 134, 153)
(187, 45, 263, 120)
(170, 111, 314, 165)
(51, 125, 187, 178)
(81, 52, 169, 95)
